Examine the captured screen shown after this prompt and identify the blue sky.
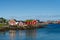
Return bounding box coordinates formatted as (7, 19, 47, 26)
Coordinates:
(0, 0, 60, 21)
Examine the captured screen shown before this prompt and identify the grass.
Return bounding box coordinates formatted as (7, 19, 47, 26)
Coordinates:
(0, 23, 8, 27)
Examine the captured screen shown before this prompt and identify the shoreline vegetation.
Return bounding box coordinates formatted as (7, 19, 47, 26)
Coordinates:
(0, 17, 60, 31)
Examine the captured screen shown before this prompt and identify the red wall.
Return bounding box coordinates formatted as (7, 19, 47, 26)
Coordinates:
(25, 20, 37, 25)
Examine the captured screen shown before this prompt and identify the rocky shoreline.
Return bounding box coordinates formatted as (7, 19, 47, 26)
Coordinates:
(0, 24, 47, 31)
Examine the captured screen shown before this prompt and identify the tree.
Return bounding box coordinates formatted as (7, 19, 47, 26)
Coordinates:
(25, 19, 33, 22)
(0, 17, 7, 23)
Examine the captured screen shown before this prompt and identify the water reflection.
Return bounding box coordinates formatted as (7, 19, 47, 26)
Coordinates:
(0, 26, 60, 40)
(26, 30, 36, 40)
(9, 29, 36, 40)
(18, 30, 26, 40)
(9, 30, 16, 40)
(0, 31, 6, 36)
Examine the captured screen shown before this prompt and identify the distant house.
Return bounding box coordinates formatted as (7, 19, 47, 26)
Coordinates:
(32, 20, 38, 25)
(25, 20, 38, 25)
(8, 19, 39, 26)
(57, 20, 60, 24)
(8, 19, 17, 26)
(18, 21, 24, 26)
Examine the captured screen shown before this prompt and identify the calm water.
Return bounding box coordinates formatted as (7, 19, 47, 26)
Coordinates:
(0, 24, 60, 40)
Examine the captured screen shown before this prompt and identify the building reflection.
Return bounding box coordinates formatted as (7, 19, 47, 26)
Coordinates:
(26, 30, 36, 40)
(0, 31, 6, 35)
(18, 30, 26, 40)
(9, 30, 16, 40)
(18, 30, 36, 40)
(9, 29, 36, 40)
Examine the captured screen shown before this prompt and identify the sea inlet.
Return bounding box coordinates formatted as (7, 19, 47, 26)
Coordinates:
(0, 24, 60, 40)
